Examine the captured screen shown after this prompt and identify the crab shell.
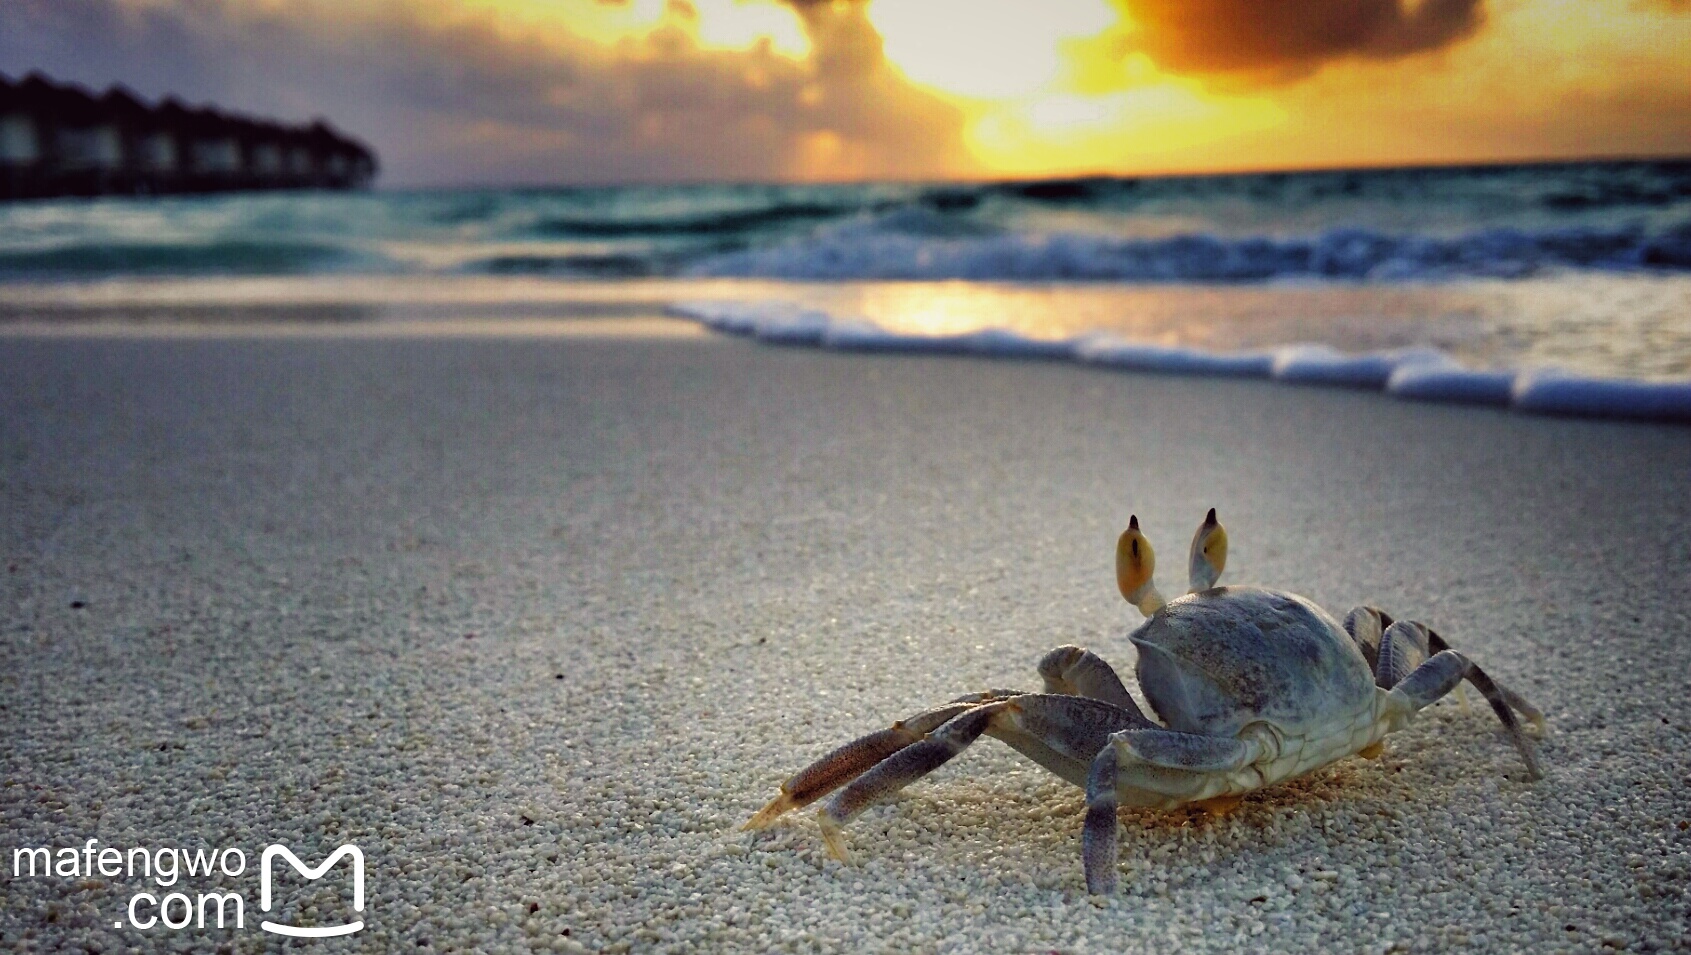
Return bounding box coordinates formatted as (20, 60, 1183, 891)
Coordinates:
(1130, 585, 1383, 791)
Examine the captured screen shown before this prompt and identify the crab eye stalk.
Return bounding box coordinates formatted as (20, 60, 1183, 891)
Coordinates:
(1188, 507, 1228, 593)
(1116, 515, 1166, 616)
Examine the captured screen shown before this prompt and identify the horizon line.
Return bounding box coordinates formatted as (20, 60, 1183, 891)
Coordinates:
(381, 152, 1691, 192)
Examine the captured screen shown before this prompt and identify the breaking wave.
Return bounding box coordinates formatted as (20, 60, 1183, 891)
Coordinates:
(670, 299, 1691, 424)
(683, 217, 1691, 282)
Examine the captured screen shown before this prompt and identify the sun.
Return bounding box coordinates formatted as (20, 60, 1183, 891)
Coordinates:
(866, 0, 1116, 100)
(863, 0, 1286, 177)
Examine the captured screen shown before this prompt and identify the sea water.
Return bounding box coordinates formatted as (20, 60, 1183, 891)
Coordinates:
(3, 160, 1689, 420)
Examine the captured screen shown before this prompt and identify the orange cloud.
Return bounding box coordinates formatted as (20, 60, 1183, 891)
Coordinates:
(2, 0, 1686, 183)
(1109, 0, 1485, 84)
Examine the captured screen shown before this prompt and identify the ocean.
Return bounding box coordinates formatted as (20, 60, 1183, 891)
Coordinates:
(4, 160, 1690, 419)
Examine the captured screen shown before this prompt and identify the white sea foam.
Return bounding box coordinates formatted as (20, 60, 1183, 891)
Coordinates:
(670, 299, 1691, 423)
(1387, 362, 1517, 405)
(1270, 345, 1449, 389)
(1511, 370, 1691, 421)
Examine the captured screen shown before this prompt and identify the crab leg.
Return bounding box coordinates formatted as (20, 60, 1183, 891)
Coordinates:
(1376, 619, 1431, 689)
(1346, 607, 1543, 729)
(1386, 649, 1543, 779)
(1082, 744, 1122, 895)
(814, 694, 1146, 861)
(1425, 627, 1544, 730)
(1082, 728, 1265, 894)
(1037, 645, 1151, 720)
(1343, 606, 1393, 669)
(742, 699, 985, 830)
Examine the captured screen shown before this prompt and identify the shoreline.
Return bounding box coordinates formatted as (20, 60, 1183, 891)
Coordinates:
(3, 273, 1688, 422)
(4, 292, 1689, 424)
(672, 299, 1691, 424)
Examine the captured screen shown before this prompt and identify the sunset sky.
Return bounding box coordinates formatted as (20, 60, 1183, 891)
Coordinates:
(4, 0, 1690, 186)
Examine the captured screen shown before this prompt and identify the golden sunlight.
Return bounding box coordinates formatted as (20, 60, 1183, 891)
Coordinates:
(862, 0, 1286, 176)
(301, 0, 1691, 180)
(867, 0, 1115, 100)
(969, 84, 1286, 176)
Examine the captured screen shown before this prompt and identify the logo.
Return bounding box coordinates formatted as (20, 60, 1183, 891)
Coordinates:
(259, 844, 365, 938)
(10, 837, 370, 935)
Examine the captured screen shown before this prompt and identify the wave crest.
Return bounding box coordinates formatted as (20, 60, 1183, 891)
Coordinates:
(685, 219, 1691, 281)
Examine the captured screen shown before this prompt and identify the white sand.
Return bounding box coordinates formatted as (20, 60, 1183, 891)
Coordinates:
(2, 330, 1688, 953)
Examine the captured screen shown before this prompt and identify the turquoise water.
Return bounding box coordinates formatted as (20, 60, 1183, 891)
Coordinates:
(2, 161, 1689, 281)
(3, 161, 1689, 418)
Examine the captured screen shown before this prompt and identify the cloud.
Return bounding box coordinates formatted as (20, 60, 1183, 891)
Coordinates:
(3, 0, 1683, 182)
(1112, 0, 1487, 83)
(0, 0, 968, 185)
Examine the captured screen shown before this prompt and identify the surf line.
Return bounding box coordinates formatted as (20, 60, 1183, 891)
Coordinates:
(668, 299, 1691, 424)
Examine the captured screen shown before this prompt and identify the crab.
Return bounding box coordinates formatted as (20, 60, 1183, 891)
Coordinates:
(742, 509, 1545, 894)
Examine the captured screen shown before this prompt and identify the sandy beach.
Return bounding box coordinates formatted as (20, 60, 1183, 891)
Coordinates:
(3, 324, 1689, 953)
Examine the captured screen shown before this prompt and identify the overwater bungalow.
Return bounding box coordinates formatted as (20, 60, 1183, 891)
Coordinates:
(0, 71, 377, 200)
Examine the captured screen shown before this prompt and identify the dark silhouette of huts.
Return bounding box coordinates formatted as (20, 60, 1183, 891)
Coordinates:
(0, 71, 377, 200)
